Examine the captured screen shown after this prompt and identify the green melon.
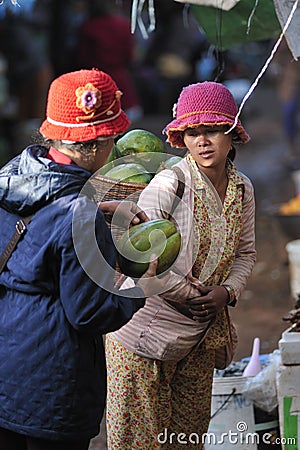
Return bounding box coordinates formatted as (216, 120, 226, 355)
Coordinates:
(116, 129, 165, 156)
(116, 219, 181, 278)
(105, 144, 122, 164)
(104, 163, 152, 184)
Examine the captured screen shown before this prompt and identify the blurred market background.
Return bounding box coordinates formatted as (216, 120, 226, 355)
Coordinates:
(1, 1, 300, 446)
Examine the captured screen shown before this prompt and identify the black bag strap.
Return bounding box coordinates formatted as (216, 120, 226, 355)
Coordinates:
(168, 166, 185, 219)
(0, 215, 33, 275)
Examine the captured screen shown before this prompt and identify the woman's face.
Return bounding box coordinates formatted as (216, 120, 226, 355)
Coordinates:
(183, 125, 232, 171)
(87, 138, 115, 173)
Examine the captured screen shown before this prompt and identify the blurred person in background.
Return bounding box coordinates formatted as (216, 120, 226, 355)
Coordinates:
(76, 0, 142, 122)
(272, 38, 300, 162)
(0, 1, 53, 152)
(134, 0, 207, 115)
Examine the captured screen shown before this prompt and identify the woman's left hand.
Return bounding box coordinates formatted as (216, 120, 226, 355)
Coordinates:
(186, 285, 228, 322)
(98, 200, 149, 227)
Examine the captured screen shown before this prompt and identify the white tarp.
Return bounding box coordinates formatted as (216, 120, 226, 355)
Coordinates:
(174, 0, 240, 12)
(273, 0, 300, 60)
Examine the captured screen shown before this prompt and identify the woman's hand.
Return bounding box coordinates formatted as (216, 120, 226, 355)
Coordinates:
(99, 200, 149, 227)
(186, 285, 228, 322)
(135, 255, 168, 297)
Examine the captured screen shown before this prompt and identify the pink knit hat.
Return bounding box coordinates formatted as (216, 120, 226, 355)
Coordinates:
(40, 68, 130, 142)
(163, 81, 250, 148)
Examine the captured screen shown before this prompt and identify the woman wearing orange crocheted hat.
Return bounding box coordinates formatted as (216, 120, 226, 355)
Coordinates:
(106, 81, 256, 449)
(0, 68, 164, 450)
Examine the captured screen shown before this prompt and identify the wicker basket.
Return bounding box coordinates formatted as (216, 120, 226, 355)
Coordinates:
(90, 174, 147, 242)
(91, 174, 146, 203)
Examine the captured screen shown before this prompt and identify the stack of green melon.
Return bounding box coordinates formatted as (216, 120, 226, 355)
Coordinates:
(102, 129, 182, 184)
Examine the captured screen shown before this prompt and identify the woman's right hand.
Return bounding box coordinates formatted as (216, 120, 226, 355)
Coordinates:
(186, 285, 227, 322)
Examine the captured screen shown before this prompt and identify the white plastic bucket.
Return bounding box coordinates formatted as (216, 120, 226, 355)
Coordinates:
(276, 364, 300, 448)
(286, 240, 300, 302)
(204, 376, 280, 449)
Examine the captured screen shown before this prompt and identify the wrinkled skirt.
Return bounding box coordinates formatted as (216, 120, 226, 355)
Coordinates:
(105, 335, 215, 450)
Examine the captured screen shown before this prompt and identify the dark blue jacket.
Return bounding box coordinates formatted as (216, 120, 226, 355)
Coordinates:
(0, 146, 145, 440)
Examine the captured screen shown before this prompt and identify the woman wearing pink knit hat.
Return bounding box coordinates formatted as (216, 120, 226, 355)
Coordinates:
(106, 81, 256, 449)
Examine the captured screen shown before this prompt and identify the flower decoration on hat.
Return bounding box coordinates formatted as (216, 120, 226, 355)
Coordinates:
(76, 83, 102, 121)
(75, 82, 123, 122)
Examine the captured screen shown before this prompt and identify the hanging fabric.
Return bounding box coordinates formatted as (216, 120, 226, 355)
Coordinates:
(174, 0, 239, 12)
(274, 0, 300, 59)
(226, 0, 299, 135)
(190, 0, 281, 49)
(131, 0, 156, 39)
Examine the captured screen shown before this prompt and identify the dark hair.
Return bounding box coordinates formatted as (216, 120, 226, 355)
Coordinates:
(32, 131, 109, 160)
(228, 145, 236, 162)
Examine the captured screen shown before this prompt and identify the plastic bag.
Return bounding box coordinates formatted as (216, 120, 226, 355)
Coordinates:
(174, 0, 239, 11)
(191, 0, 281, 49)
(240, 350, 281, 413)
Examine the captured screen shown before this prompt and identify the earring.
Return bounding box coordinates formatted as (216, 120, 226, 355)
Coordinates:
(81, 141, 98, 154)
(91, 142, 98, 154)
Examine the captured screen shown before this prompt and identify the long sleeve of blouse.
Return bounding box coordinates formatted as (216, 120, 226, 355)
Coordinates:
(223, 174, 256, 300)
(137, 160, 256, 303)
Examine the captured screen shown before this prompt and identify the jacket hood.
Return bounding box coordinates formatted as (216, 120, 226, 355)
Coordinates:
(0, 145, 91, 215)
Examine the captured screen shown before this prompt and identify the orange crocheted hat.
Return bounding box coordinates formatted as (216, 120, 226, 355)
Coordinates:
(163, 81, 250, 148)
(40, 68, 130, 142)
